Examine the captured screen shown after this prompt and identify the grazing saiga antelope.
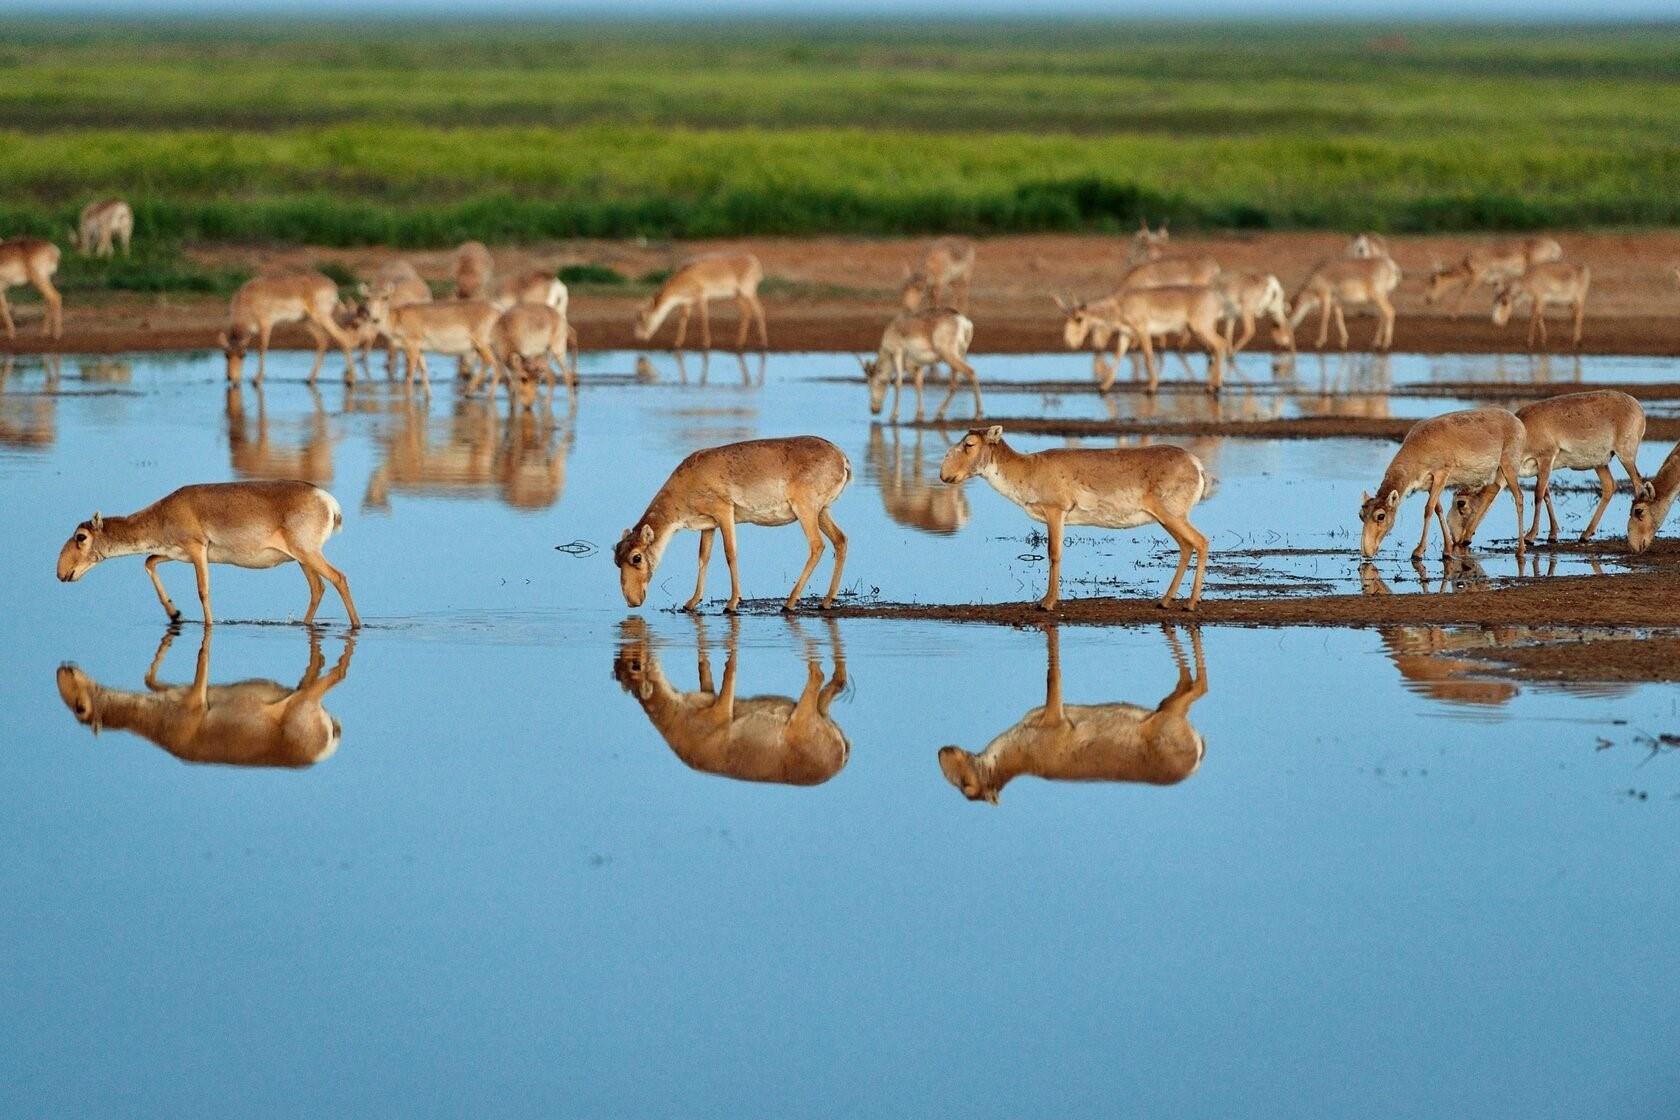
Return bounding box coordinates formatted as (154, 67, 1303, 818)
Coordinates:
(1358, 407, 1526, 560)
(1627, 440, 1680, 554)
(1347, 232, 1390, 259)
(940, 425, 1210, 611)
(492, 303, 575, 397)
(0, 238, 63, 340)
(55, 480, 361, 628)
(1491, 262, 1591, 351)
(1446, 391, 1645, 547)
(939, 625, 1206, 804)
(614, 436, 850, 613)
(1212, 271, 1294, 352)
(859, 307, 977, 422)
(70, 198, 134, 258)
(900, 237, 976, 312)
(613, 615, 850, 786)
(1125, 219, 1171, 265)
(56, 628, 353, 769)
(1424, 236, 1564, 317)
(1290, 254, 1401, 351)
(865, 425, 970, 536)
(1057, 287, 1228, 394)
(218, 269, 358, 385)
(452, 241, 493, 300)
(634, 253, 769, 351)
(489, 268, 569, 316)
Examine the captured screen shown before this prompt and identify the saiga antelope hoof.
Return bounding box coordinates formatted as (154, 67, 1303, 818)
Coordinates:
(1035, 599, 1058, 612)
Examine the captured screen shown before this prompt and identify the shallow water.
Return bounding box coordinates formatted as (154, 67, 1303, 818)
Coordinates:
(3, 350, 1678, 1118)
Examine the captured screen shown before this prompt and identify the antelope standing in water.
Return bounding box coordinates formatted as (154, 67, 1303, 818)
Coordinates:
(865, 425, 970, 536)
(615, 436, 850, 613)
(1125, 219, 1171, 265)
(452, 241, 493, 299)
(1627, 440, 1680, 553)
(1491, 262, 1591, 351)
(613, 615, 850, 786)
(1357, 407, 1526, 561)
(492, 303, 576, 397)
(939, 625, 1206, 804)
(368, 296, 500, 394)
(635, 253, 769, 351)
(1447, 391, 1644, 547)
(0, 238, 63, 340)
(56, 480, 361, 628)
(218, 269, 358, 385)
(56, 628, 354, 768)
(361, 259, 431, 374)
(859, 307, 977, 422)
(1057, 287, 1228, 393)
(940, 425, 1210, 611)
(1290, 255, 1401, 351)
(1424, 236, 1564, 316)
(70, 198, 134, 258)
(901, 237, 976, 312)
(1212, 271, 1294, 353)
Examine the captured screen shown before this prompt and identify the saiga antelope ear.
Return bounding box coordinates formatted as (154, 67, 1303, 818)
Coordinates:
(90, 511, 103, 531)
(983, 425, 1004, 444)
(1361, 490, 1372, 505)
(1640, 481, 1656, 500)
(639, 524, 655, 545)
(1053, 295, 1072, 314)
(1385, 491, 1399, 510)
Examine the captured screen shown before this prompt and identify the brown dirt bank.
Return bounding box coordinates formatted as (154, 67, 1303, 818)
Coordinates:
(911, 414, 1680, 442)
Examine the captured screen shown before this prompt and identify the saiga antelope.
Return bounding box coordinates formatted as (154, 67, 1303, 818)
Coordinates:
(939, 425, 1210, 611)
(361, 259, 431, 374)
(1628, 441, 1680, 553)
(614, 436, 850, 613)
(1212, 271, 1294, 352)
(492, 302, 575, 397)
(635, 253, 768, 351)
(1357, 407, 1526, 560)
(1119, 253, 1221, 291)
(489, 268, 569, 317)
(56, 480, 361, 628)
(900, 237, 976, 312)
(70, 198, 134, 258)
(1347, 233, 1389, 259)
(370, 296, 500, 394)
(1491, 262, 1590, 351)
(0, 238, 63, 340)
(1424, 236, 1564, 317)
(453, 241, 493, 300)
(1125, 219, 1171, 265)
(1290, 255, 1401, 350)
(859, 307, 977, 422)
(1057, 287, 1228, 394)
(218, 269, 358, 385)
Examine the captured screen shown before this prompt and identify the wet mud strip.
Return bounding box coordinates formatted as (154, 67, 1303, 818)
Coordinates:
(908, 413, 1680, 442)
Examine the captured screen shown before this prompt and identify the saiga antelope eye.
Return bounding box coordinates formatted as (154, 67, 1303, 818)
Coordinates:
(75, 532, 88, 544)
(1374, 511, 1386, 523)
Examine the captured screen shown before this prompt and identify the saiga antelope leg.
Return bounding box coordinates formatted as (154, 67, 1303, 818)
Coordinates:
(145, 629, 178, 690)
(1500, 458, 1526, 554)
(1527, 458, 1553, 542)
(0, 291, 14, 338)
(673, 305, 691, 351)
(299, 549, 360, 629)
(1332, 303, 1350, 349)
(685, 528, 714, 612)
(783, 503, 829, 612)
(256, 319, 274, 383)
(1316, 297, 1332, 348)
(698, 298, 712, 352)
(1037, 507, 1065, 611)
(1582, 463, 1616, 540)
(817, 506, 847, 610)
(1151, 504, 1208, 610)
(717, 509, 742, 613)
(303, 319, 328, 385)
(749, 294, 769, 350)
(300, 556, 327, 623)
(1373, 293, 1395, 350)
(1413, 474, 1444, 559)
(1138, 331, 1159, 394)
(734, 295, 751, 350)
(1572, 298, 1585, 349)
(144, 555, 181, 622)
(185, 541, 213, 625)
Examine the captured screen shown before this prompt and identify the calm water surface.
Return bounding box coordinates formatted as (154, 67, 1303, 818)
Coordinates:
(2, 351, 1676, 1118)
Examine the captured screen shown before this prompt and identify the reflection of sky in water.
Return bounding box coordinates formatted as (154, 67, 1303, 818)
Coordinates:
(3, 350, 1678, 1117)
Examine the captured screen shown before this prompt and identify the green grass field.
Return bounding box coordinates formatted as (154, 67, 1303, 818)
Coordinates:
(2, 19, 1678, 250)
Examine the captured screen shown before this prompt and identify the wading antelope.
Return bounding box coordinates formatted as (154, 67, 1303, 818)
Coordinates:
(1627, 439, 1680, 553)
(1212, 271, 1294, 352)
(939, 425, 1210, 611)
(376, 297, 500, 394)
(362, 259, 431, 373)
(1491, 262, 1590, 351)
(865, 425, 970, 536)
(901, 237, 976, 312)
(55, 480, 361, 628)
(1290, 255, 1401, 350)
(0, 238, 63, 340)
(635, 253, 768, 351)
(859, 307, 977, 422)
(1125, 219, 1171, 265)
(614, 436, 850, 613)
(1347, 232, 1390, 259)
(70, 198, 134, 258)
(219, 269, 358, 385)
(491, 302, 575, 397)
(939, 625, 1205, 804)
(452, 241, 493, 300)
(1358, 407, 1526, 560)
(613, 615, 849, 786)
(489, 268, 569, 317)
(1424, 236, 1564, 317)
(1447, 391, 1645, 546)
(1057, 287, 1227, 394)
(56, 628, 353, 769)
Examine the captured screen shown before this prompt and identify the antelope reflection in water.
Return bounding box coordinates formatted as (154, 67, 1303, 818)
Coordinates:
(0, 356, 54, 450)
(613, 615, 850, 786)
(939, 625, 1207, 804)
(226, 383, 334, 482)
(364, 397, 572, 512)
(55, 628, 354, 768)
(864, 424, 970, 535)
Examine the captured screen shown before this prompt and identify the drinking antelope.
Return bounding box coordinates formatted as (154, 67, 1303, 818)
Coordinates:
(70, 198, 134, 258)
(1347, 232, 1390, 259)
(1358, 407, 1526, 560)
(453, 240, 493, 300)
(1290, 255, 1401, 350)
(1424, 236, 1564, 317)
(865, 425, 970, 536)
(859, 307, 977, 422)
(489, 268, 569, 317)
(1627, 440, 1680, 553)
(939, 625, 1205, 804)
(492, 303, 575, 399)
(614, 436, 850, 613)
(1057, 287, 1227, 394)
(0, 238, 63, 340)
(1491, 262, 1591, 351)
(1447, 390, 1644, 546)
(1125, 219, 1171, 265)
(900, 237, 976, 312)
(1212, 271, 1294, 352)
(939, 425, 1209, 611)
(634, 253, 768, 351)
(56, 628, 353, 768)
(613, 615, 849, 786)
(56, 480, 361, 628)
(219, 269, 358, 385)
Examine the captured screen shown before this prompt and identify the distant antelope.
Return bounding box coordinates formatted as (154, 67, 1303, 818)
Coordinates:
(1119, 253, 1221, 291)
(614, 436, 850, 613)
(1424, 236, 1564, 317)
(1290, 255, 1401, 350)
(70, 198, 133, 258)
(613, 615, 849, 786)
(0, 238, 63, 340)
(218, 269, 358, 385)
(55, 480, 361, 628)
(1448, 391, 1644, 546)
(901, 237, 976, 312)
(1212, 271, 1294, 352)
(1125, 219, 1171, 266)
(635, 253, 768, 351)
(865, 425, 970, 536)
(1628, 441, 1680, 553)
(1347, 232, 1389, 259)
(1491, 262, 1590, 351)
(1057, 287, 1227, 394)
(940, 425, 1210, 611)
(56, 628, 352, 768)
(1358, 407, 1525, 560)
(362, 259, 431, 373)
(372, 296, 500, 394)
(939, 625, 1205, 804)
(491, 302, 575, 397)
(488, 268, 568, 317)
(859, 307, 977, 422)
(452, 241, 493, 300)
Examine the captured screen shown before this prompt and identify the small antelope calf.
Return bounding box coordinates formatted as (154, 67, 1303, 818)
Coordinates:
(70, 198, 134, 258)
(0, 238, 63, 340)
(1358, 407, 1526, 560)
(614, 436, 850, 613)
(56, 480, 361, 628)
(939, 425, 1210, 611)
(860, 307, 977, 422)
(1291, 255, 1401, 350)
(1628, 441, 1680, 553)
(635, 253, 768, 351)
(901, 237, 976, 312)
(1491, 262, 1590, 351)
(219, 269, 358, 385)
(452, 241, 493, 300)
(1424, 236, 1563, 316)
(1212, 271, 1294, 352)
(1058, 287, 1227, 394)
